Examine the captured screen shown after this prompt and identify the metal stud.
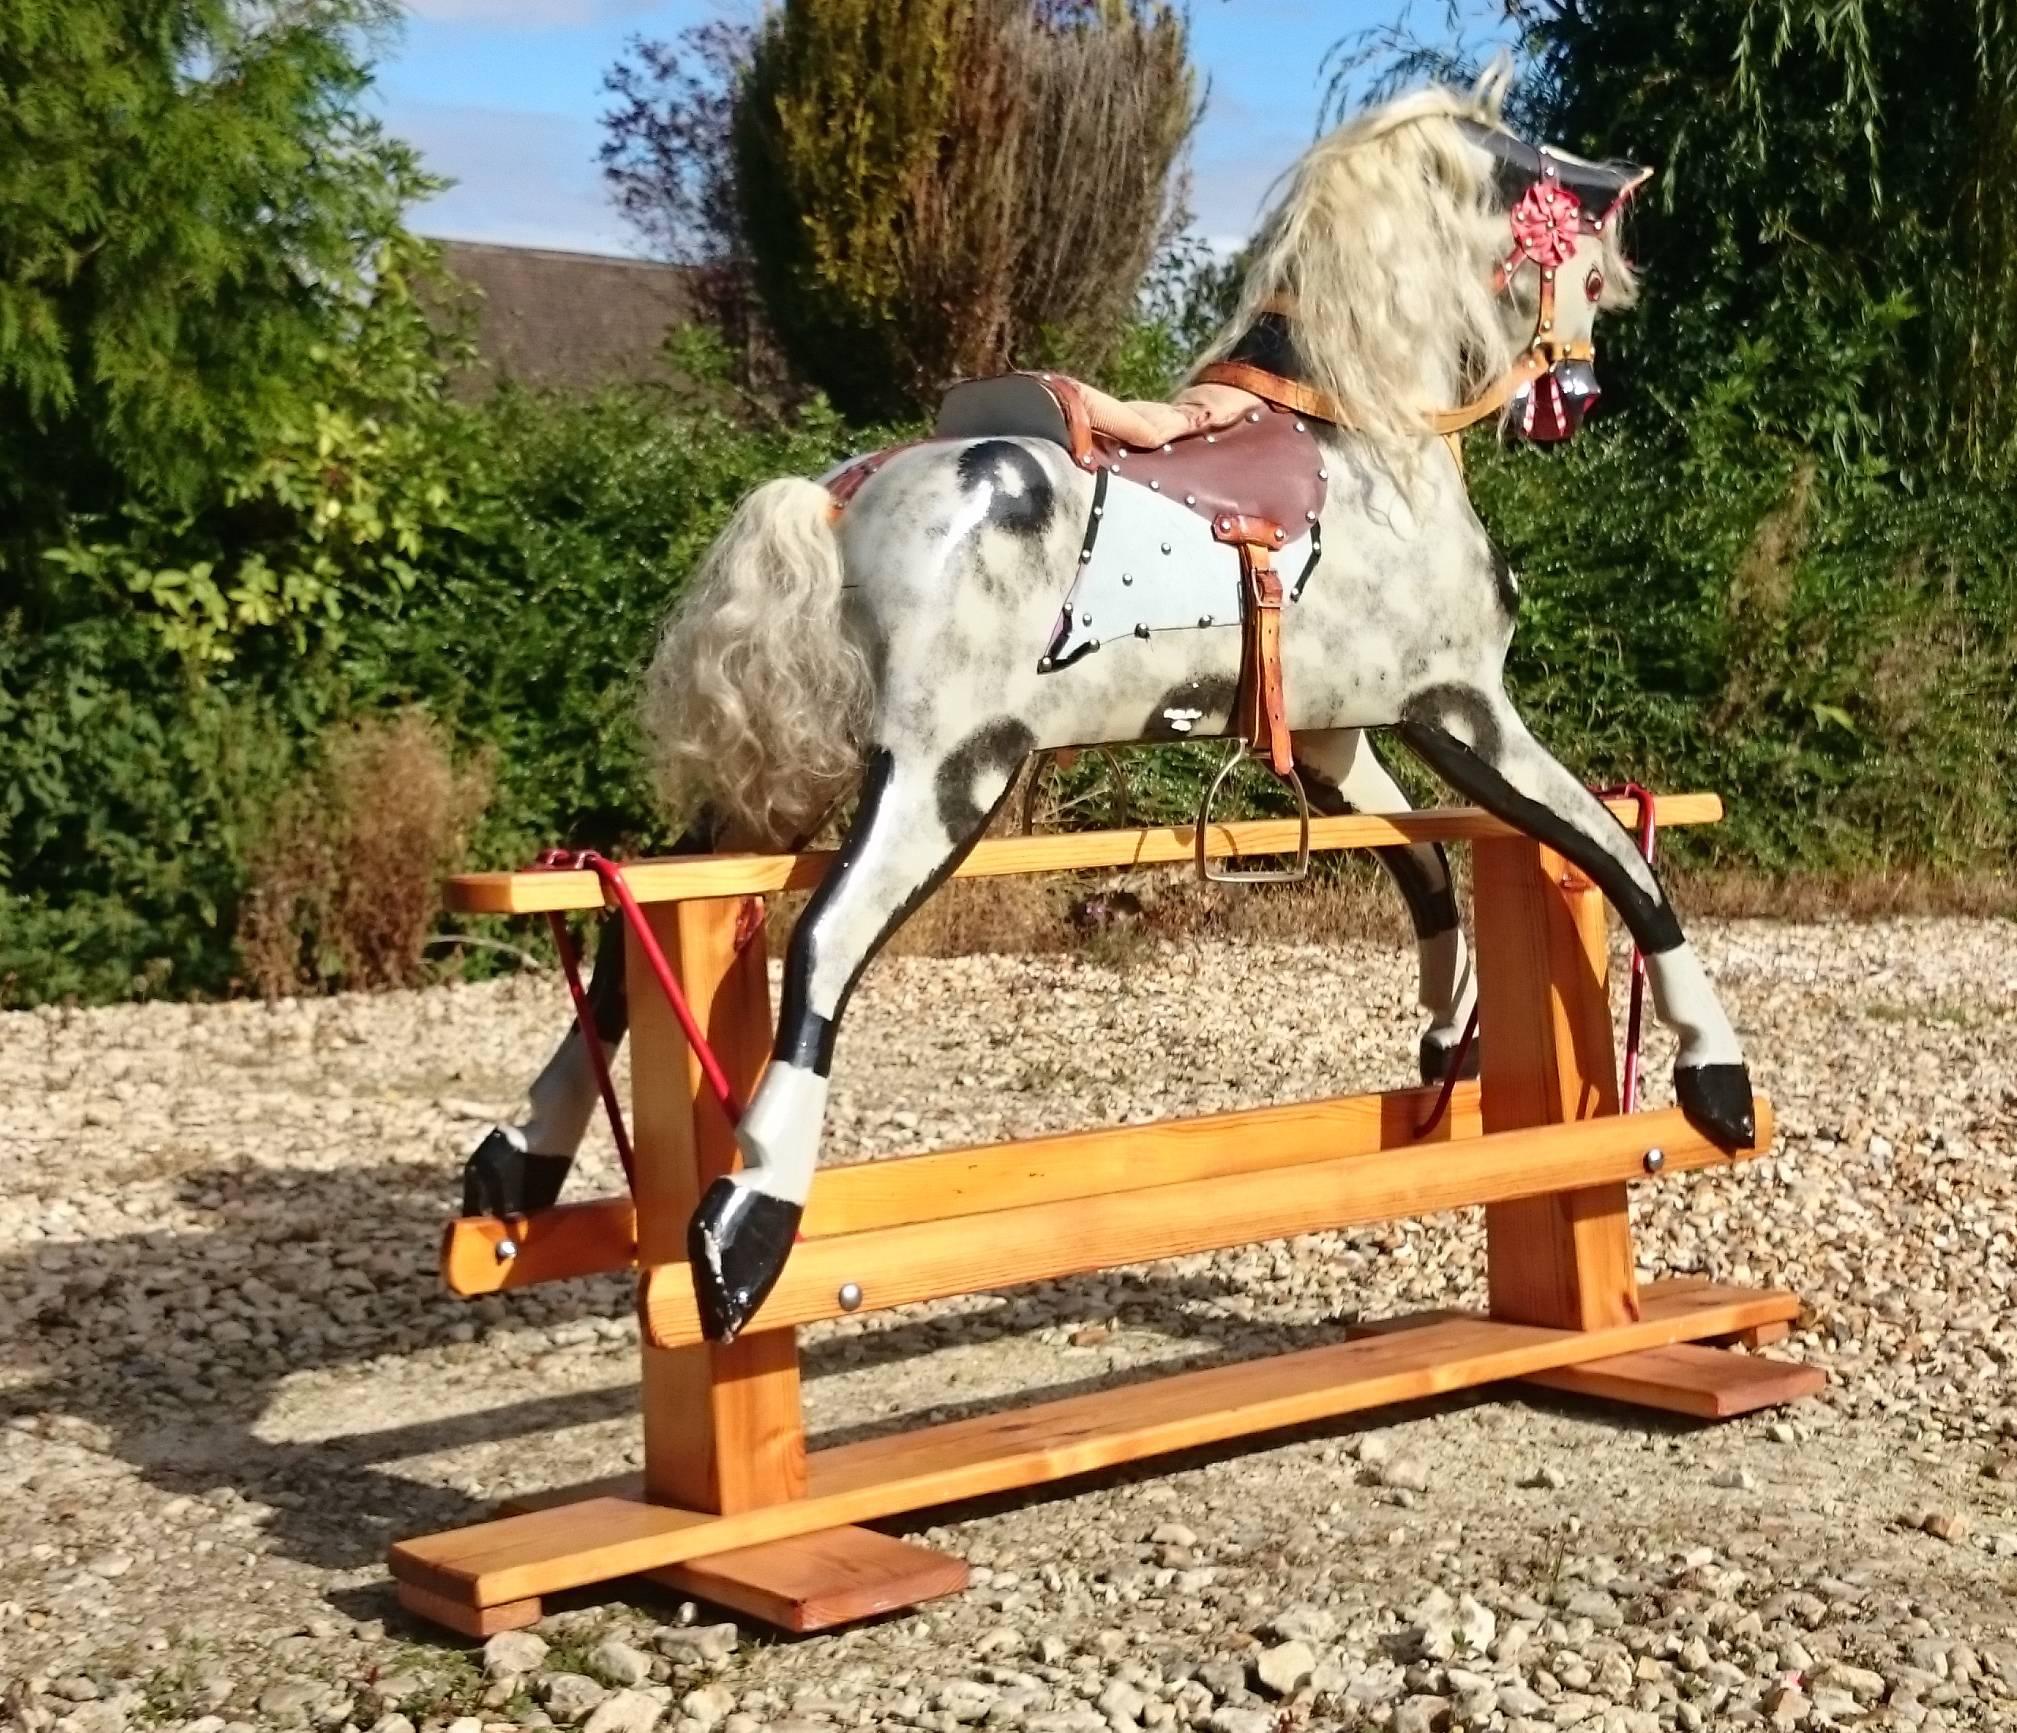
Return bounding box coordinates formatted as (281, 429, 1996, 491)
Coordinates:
(496, 1238, 518, 1262)
(1081, 610, 1093, 626)
(838, 1281, 864, 1311)
(1272, 528, 1285, 541)
(1038, 655, 1053, 671)
(1080, 549, 1093, 563)
(1162, 443, 1174, 453)
(1121, 572, 1133, 586)
(1643, 1147, 1666, 1175)
(1184, 493, 1197, 506)
(1134, 624, 1151, 639)
(1089, 638, 1101, 651)
(1306, 509, 1318, 522)
(1205, 434, 1216, 444)
(1294, 421, 1307, 433)
(1247, 410, 1262, 423)
(1160, 541, 1172, 555)
(1318, 468, 1328, 481)
(1150, 479, 1161, 491)
(1199, 614, 1214, 627)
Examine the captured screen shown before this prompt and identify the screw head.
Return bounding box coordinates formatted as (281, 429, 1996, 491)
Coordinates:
(496, 1238, 519, 1262)
(1643, 1147, 1666, 1175)
(838, 1281, 863, 1312)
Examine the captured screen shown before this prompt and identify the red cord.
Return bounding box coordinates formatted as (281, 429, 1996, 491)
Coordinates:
(544, 911, 637, 1191)
(530, 849, 747, 1199)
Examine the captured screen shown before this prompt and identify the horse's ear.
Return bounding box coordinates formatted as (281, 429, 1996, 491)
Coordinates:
(1556, 157, 1653, 227)
(1456, 117, 1653, 227)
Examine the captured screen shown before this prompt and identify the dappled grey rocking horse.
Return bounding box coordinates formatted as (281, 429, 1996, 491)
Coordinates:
(465, 81, 1755, 1344)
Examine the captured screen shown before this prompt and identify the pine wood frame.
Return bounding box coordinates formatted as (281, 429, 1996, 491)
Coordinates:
(390, 795, 1819, 1638)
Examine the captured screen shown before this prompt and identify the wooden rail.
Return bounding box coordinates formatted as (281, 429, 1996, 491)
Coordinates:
(445, 792, 1725, 914)
(443, 1080, 1483, 1296)
(637, 1097, 1772, 1349)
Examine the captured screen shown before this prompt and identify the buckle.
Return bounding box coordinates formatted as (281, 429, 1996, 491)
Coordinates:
(1195, 740, 1312, 885)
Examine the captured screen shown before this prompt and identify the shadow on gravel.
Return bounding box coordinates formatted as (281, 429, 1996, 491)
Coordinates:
(0, 1157, 1574, 1594)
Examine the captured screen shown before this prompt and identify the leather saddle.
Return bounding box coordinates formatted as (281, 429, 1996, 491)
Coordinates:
(934, 372, 1329, 793)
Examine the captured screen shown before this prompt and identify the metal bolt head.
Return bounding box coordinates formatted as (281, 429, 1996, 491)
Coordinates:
(838, 1281, 863, 1312)
(1643, 1147, 1666, 1175)
(496, 1238, 519, 1262)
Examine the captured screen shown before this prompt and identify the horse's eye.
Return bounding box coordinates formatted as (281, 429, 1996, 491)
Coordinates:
(1585, 266, 1605, 303)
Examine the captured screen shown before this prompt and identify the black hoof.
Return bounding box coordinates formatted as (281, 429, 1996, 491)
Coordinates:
(688, 1178, 802, 1344)
(1675, 1062, 1756, 1150)
(461, 1128, 572, 1217)
(1420, 1030, 1481, 1086)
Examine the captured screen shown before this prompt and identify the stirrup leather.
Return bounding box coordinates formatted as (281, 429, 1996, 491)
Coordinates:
(1196, 517, 1310, 885)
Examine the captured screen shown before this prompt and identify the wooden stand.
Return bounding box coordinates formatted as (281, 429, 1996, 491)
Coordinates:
(391, 796, 1819, 1638)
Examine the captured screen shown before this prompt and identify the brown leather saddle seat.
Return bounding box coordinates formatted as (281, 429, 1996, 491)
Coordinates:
(933, 371, 1328, 542)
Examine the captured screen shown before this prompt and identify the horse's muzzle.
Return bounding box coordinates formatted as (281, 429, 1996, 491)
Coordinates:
(1513, 359, 1601, 443)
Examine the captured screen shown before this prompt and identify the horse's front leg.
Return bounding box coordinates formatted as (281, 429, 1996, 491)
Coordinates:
(1393, 682, 1755, 1148)
(460, 920, 627, 1216)
(688, 733, 1028, 1341)
(1295, 728, 1477, 1084)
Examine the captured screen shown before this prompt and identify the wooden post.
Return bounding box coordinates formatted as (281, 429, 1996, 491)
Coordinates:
(1472, 840, 1640, 1332)
(629, 897, 808, 1511)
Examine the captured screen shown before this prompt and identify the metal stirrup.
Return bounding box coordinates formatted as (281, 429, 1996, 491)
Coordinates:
(1195, 740, 1312, 885)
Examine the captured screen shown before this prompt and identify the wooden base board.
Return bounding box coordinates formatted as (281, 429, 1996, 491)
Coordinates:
(390, 1278, 1799, 1632)
(648, 1527, 969, 1632)
(395, 1577, 541, 1639)
(1523, 1342, 1825, 1419)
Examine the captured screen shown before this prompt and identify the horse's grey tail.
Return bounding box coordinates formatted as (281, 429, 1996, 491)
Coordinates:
(641, 476, 872, 847)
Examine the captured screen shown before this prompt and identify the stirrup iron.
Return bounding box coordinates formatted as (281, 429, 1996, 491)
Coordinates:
(1195, 740, 1312, 885)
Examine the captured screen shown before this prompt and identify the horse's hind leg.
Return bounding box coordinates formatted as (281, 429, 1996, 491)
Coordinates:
(1295, 728, 1477, 1084)
(689, 733, 1030, 1341)
(461, 920, 627, 1216)
(1393, 683, 1754, 1148)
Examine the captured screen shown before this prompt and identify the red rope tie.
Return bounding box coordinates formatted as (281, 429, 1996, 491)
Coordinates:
(529, 849, 749, 1205)
(544, 910, 636, 1193)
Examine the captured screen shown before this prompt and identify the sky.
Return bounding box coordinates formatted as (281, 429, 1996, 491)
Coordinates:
(371, 1, 1439, 260)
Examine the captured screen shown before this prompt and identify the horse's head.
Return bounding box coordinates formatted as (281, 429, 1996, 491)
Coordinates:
(1457, 121, 1652, 442)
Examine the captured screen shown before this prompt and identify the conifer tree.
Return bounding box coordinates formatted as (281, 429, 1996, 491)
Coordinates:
(0, 0, 436, 516)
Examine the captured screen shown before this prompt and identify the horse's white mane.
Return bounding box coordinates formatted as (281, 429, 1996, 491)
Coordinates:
(1194, 70, 1572, 475)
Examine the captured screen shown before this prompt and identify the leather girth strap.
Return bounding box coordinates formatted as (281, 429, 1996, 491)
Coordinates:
(1211, 512, 1293, 776)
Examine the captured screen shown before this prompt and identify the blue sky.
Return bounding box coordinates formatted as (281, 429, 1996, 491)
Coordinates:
(372, 1, 1452, 258)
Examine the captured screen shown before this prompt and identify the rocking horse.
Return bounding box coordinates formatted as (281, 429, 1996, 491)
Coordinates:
(464, 78, 1755, 1348)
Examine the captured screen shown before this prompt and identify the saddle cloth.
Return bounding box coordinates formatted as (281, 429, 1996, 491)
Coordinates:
(828, 372, 1332, 777)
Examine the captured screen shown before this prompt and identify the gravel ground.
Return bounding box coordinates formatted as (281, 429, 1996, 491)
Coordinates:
(2, 917, 2015, 1733)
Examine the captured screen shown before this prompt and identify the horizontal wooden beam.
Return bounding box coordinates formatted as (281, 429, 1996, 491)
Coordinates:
(443, 1080, 1481, 1296)
(389, 1278, 1799, 1613)
(638, 1095, 1773, 1348)
(446, 793, 1725, 914)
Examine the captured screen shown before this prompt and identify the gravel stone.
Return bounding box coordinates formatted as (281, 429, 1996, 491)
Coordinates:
(589, 1641, 655, 1688)
(541, 1676, 611, 1724)
(581, 1691, 663, 1733)
(482, 1630, 550, 1678)
(1252, 1640, 1314, 1697)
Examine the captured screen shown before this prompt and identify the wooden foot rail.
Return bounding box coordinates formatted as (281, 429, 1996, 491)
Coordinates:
(392, 794, 1819, 1639)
